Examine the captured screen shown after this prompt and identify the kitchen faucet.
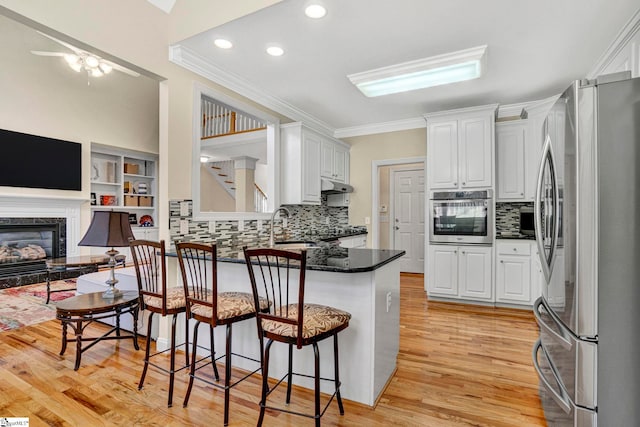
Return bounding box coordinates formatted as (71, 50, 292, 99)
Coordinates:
(269, 206, 291, 247)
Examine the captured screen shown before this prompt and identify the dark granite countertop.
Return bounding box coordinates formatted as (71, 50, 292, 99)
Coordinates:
(168, 240, 403, 273)
(495, 233, 536, 240)
(312, 229, 368, 242)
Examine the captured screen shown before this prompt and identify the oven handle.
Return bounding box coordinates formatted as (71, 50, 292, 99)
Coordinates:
(533, 297, 573, 351)
(532, 338, 572, 414)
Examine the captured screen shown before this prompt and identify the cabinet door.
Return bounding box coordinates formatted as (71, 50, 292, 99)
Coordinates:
(458, 246, 492, 300)
(427, 121, 458, 189)
(427, 245, 458, 296)
(333, 144, 348, 182)
(302, 132, 322, 203)
(320, 139, 334, 179)
(458, 116, 492, 188)
(496, 123, 526, 200)
(496, 255, 531, 303)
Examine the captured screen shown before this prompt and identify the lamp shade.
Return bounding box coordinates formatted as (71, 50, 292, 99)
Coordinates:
(78, 210, 134, 247)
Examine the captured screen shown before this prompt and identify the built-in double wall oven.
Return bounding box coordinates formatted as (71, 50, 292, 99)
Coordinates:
(429, 189, 493, 244)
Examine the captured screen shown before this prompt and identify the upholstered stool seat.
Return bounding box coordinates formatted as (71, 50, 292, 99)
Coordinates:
(261, 303, 351, 341)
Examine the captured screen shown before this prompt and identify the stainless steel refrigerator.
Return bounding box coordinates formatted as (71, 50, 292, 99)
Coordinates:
(532, 72, 640, 426)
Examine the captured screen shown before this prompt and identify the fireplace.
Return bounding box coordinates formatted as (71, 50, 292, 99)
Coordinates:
(0, 217, 66, 288)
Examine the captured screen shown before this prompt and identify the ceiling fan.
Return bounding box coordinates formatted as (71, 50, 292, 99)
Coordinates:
(30, 31, 140, 79)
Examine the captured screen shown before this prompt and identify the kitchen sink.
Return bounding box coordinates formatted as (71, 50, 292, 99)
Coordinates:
(273, 241, 319, 250)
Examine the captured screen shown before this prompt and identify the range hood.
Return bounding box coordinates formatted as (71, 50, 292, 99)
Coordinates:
(321, 178, 354, 194)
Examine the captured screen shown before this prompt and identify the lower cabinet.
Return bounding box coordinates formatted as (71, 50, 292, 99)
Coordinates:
(427, 244, 493, 302)
(496, 240, 542, 306)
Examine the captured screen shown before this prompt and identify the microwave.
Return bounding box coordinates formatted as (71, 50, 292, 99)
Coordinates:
(519, 206, 535, 236)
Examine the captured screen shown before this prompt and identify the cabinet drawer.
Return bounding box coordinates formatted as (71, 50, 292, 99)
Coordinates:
(497, 241, 530, 256)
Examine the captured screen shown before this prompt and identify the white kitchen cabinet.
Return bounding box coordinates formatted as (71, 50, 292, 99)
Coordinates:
(281, 123, 349, 205)
(425, 104, 497, 190)
(280, 123, 322, 205)
(338, 234, 367, 248)
(496, 121, 526, 200)
(321, 138, 350, 183)
(427, 244, 493, 301)
(496, 241, 531, 304)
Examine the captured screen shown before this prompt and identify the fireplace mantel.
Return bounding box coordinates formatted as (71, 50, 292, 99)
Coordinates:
(0, 196, 85, 257)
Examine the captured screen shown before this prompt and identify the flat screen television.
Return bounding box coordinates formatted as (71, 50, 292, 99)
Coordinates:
(0, 128, 82, 191)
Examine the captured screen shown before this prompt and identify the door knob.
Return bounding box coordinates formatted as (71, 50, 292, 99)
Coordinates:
(394, 226, 399, 230)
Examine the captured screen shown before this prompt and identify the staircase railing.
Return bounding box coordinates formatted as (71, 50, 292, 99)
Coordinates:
(254, 184, 268, 213)
(201, 97, 266, 139)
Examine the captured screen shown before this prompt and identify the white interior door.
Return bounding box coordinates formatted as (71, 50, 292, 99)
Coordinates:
(393, 169, 425, 273)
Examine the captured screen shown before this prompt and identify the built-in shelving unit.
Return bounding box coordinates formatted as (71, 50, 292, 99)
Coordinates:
(90, 143, 158, 245)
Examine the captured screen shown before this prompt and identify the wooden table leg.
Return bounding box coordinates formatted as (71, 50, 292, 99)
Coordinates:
(60, 319, 68, 355)
(74, 319, 83, 371)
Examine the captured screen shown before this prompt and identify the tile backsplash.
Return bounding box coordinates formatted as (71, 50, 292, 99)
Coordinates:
(496, 201, 533, 236)
(169, 195, 354, 250)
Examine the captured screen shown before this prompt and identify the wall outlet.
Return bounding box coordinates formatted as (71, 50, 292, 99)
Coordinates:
(365, 216, 371, 225)
(386, 292, 392, 312)
(238, 220, 245, 231)
(179, 219, 189, 234)
(325, 216, 330, 225)
(208, 220, 216, 234)
(257, 219, 263, 231)
(282, 218, 287, 228)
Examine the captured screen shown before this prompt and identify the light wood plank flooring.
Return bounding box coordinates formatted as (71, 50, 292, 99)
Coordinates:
(0, 274, 545, 426)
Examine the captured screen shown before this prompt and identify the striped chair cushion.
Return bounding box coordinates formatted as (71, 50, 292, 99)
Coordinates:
(143, 287, 186, 310)
(190, 291, 269, 321)
(261, 303, 351, 339)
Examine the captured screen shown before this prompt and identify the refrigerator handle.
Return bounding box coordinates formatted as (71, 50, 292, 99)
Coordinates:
(533, 297, 573, 351)
(534, 135, 553, 283)
(532, 339, 572, 414)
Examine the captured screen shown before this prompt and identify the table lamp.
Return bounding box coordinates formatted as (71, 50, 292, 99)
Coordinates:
(78, 210, 134, 298)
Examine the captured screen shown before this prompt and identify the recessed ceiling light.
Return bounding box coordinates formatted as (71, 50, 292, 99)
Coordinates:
(214, 38, 233, 49)
(305, 4, 327, 19)
(347, 45, 488, 97)
(266, 46, 284, 57)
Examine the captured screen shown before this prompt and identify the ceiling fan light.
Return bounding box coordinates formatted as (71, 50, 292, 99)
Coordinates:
(64, 54, 79, 65)
(91, 68, 103, 77)
(68, 61, 83, 72)
(99, 62, 113, 74)
(85, 55, 100, 68)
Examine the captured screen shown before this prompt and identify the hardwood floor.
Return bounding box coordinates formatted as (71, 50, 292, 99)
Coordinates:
(0, 273, 545, 426)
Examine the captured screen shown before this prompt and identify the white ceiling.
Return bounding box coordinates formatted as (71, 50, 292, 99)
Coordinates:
(173, 0, 639, 136)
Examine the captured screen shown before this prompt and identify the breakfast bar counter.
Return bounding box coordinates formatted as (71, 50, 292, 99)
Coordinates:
(160, 245, 404, 406)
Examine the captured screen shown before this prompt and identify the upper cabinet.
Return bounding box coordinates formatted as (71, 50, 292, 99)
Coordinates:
(281, 123, 349, 205)
(321, 139, 349, 183)
(496, 120, 526, 200)
(425, 104, 498, 190)
(90, 143, 158, 230)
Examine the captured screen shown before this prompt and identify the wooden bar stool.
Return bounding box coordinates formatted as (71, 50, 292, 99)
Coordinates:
(176, 242, 268, 426)
(243, 247, 351, 427)
(130, 239, 189, 408)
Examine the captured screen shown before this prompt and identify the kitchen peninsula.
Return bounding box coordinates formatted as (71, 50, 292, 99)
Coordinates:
(161, 243, 405, 406)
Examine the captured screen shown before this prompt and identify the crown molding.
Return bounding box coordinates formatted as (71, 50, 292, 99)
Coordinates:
(588, 8, 640, 79)
(169, 44, 336, 136)
(334, 117, 426, 139)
